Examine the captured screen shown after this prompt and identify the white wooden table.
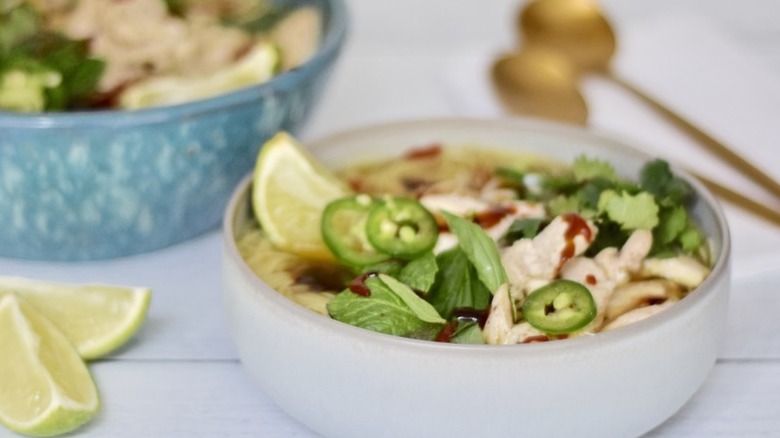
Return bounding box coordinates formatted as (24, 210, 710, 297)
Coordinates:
(2, 0, 779, 436)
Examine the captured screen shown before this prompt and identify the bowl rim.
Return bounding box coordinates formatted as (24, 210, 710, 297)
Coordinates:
(223, 116, 732, 356)
(0, 0, 348, 129)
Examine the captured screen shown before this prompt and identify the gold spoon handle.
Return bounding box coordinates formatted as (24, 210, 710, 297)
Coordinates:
(607, 71, 780, 200)
(692, 171, 780, 227)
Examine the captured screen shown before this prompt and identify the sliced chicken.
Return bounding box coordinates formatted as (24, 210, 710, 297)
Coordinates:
(502, 214, 596, 300)
(420, 194, 545, 254)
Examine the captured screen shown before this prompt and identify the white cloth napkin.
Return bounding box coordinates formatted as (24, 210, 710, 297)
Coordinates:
(440, 15, 780, 279)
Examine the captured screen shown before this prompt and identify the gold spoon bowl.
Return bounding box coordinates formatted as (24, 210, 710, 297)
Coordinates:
(491, 47, 588, 125)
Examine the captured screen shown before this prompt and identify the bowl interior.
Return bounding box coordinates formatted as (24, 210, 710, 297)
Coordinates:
(226, 117, 730, 348)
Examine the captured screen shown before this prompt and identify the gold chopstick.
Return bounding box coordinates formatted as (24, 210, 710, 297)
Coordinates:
(693, 172, 780, 227)
(611, 73, 780, 201)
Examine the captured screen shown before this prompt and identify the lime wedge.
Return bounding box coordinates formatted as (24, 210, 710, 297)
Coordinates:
(252, 132, 351, 260)
(0, 276, 152, 360)
(0, 294, 99, 437)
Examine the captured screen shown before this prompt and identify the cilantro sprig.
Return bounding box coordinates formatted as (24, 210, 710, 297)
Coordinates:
(521, 156, 704, 257)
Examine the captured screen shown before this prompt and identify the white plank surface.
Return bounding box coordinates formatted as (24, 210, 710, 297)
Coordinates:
(1, 0, 779, 436)
(0, 359, 776, 437)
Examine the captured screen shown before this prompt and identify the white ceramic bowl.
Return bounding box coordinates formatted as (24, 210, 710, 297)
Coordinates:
(222, 118, 731, 438)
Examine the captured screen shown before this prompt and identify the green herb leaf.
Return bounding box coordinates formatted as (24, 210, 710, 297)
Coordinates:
(0, 6, 39, 53)
(163, 0, 187, 16)
(504, 218, 544, 242)
(327, 276, 443, 337)
(397, 252, 438, 293)
(573, 156, 618, 182)
(377, 274, 445, 324)
(360, 259, 404, 277)
(441, 211, 508, 293)
(2, 32, 105, 111)
(451, 322, 485, 345)
(640, 159, 692, 204)
(495, 167, 526, 190)
(547, 195, 580, 216)
(655, 205, 688, 246)
(426, 248, 492, 319)
(597, 190, 659, 230)
(585, 220, 630, 256)
(679, 227, 704, 254)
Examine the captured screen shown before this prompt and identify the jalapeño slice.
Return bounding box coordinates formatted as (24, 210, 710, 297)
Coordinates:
(522, 280, 596, 334)
(366, 197, 439, 259)
(321, 195, 390, 267)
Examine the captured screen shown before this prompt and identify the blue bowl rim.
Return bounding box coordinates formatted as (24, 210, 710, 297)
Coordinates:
(0, 0, 348, 129)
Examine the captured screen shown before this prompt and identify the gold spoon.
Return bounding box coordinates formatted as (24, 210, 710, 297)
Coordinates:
(517, 0, 780, 200)
(492, 47, 588, 125)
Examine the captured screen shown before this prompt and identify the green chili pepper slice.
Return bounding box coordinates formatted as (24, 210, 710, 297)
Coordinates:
(321, 195, 390, 267)
(522, 279, 596, 334)
(365, 197, 439, 259)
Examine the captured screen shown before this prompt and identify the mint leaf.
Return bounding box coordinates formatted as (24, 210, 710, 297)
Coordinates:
(426, 248, 492, 319)
(597, 190, 659, 230)
(451, 322, 485, 345)
(573, 156, 618, 182)
(441, 211, 508, 293)
(397, 252, 438, 293)
(327, 276, 442, 337)
(377, 274, 445, 324)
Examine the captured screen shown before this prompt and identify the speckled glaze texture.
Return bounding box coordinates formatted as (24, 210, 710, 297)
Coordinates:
(0, 0, 347, 261)
(223, 118, 732, 438)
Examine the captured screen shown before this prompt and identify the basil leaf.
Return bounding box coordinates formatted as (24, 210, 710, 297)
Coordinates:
(426, 248, 491, 319)
(327, 276, 442, 336)
(397, 252, 438, 293)
(441, 211, 508, 293)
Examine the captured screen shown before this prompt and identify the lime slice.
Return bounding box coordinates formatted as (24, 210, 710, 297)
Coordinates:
(252, 132, 351, 260)
(119, 40, 280, 109)
(0, 276, 152, 360)
(0, 294, 99, 437)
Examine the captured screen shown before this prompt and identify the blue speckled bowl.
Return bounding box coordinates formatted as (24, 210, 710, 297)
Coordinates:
(0, 0, 347, 261)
